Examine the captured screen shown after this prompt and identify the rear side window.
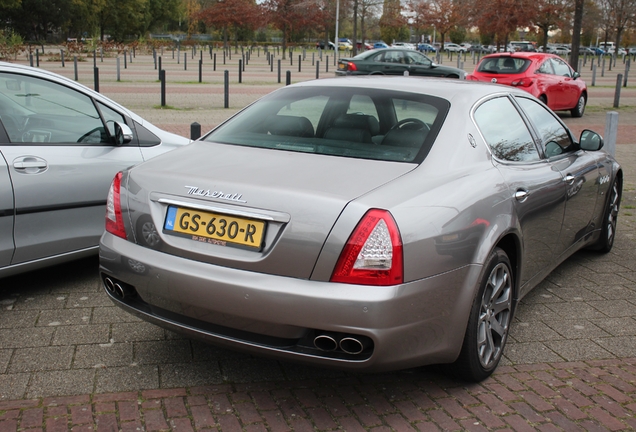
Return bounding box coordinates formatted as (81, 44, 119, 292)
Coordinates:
(204, 86, 450, 163)
(474, 96, 540, 162)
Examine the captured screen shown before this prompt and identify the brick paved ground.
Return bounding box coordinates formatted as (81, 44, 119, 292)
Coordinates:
(1, 48, 636, 430)
(3, 360, 636, 431)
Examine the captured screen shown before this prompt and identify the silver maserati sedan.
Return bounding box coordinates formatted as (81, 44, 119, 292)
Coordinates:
(0, 62, 190, 278)
(99, 77, 622, 381)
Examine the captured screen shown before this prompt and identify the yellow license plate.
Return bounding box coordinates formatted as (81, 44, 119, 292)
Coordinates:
(164, 206, 266, 250)
(338, 64, 346, 69)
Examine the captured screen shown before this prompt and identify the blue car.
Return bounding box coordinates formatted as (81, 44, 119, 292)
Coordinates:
(591, 47, 605, 55)
(373, 42, 389, 49)
(417, 43, 437, 53)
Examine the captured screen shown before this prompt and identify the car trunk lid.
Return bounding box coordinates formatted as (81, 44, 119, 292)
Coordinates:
(126, 142, 415, 279)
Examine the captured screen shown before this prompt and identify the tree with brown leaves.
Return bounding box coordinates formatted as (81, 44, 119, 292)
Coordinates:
(198, 0, 262, 48)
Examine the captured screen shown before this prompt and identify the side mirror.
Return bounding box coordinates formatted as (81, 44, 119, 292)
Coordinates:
(573, 71, 581, 79)
(579, 129, 603, 151)
(112, 121, 133, 146)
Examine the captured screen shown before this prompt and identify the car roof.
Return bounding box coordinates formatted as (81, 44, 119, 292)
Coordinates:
(289, 76, 526, 103)
(481, 52, 557, 62)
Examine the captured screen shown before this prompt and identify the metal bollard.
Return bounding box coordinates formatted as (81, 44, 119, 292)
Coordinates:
(316, 61, 320, 79)
(592, 64, 596, 86)
(199, 59, 203, 83)
(604, 112, 618, 157)
(213, 53, 216, 71)
(73, 56, 78, 80)
(158, 57, 162, 80)
(286, 70, 291, 85)
(61, 49, 65, 67)
(239, 60, 243, 83)
(160, 70, 166, 107)
(117, 57, 120, 82)
(93, 67, 99, 92)
(299, 55, 302, 72)
(184, 53, 187, 70)
(613, 74, 622, 108)
(224, 70, 229, 108)
(277, 59, 281, 83)
(190, 122, 201, 140)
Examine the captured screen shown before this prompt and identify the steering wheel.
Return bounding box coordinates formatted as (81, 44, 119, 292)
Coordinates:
(390, 118, 430, 132)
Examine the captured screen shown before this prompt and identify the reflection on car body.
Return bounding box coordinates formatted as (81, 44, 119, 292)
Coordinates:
(100, 77, 622, 382)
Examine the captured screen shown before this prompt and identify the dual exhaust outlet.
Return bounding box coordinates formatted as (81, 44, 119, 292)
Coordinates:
(104, 276, 134, 300)
(313, 332, 369, 355)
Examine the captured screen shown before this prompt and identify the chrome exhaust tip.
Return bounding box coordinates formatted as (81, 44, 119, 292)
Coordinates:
(113, 283, 126, 299)
(339, 337, 365, 355)
(314, 334, 338, 352)
(104, 277, 116, 295)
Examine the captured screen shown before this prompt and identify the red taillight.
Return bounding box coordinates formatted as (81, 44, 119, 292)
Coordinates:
(347, 62, 357, 71)
(511, 78, 533, 87)
(105, 172, 127, 239)
(330, 209, 403, 286)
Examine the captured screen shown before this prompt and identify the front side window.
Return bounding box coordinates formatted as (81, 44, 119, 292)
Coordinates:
(0, 72, 110, 145)
(474, 96, 540, 162)
(404, 51, 431, 66)
(515, 96, 573, 157)
(550, 58, 572, 77)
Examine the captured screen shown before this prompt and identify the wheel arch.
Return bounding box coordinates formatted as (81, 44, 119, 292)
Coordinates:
(494, 232, 521, 302)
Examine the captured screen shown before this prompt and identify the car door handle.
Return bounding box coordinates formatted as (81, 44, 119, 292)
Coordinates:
(13, 156, 48, 173)
(563, 174, 575, 184)
(514, 189, 529, 202)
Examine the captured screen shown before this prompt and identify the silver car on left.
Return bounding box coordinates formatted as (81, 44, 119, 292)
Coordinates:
(0, 62, 190, 278)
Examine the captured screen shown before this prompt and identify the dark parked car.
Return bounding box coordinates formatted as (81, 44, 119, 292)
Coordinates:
(100, 77, 621, 381)
(336, 48, 465, 78)
(467, 52, 587, 117)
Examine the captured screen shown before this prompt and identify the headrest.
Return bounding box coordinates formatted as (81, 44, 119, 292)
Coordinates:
(333, 114, 380, 136)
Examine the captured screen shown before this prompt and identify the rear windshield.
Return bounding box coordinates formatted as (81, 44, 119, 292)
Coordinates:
(477, 57, 531, 74)
(203, 86, 450, 163)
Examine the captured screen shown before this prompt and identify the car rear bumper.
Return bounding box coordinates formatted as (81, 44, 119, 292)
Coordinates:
(99, 233, 481, 371)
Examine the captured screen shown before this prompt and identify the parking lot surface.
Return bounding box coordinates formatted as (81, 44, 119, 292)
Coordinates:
(1, 50, 636, 430)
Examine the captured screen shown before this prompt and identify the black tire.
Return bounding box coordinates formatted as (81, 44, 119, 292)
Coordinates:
(453, 247, 514, 382)
(589, 177, 621, 253)
(571, 93, 586, 118)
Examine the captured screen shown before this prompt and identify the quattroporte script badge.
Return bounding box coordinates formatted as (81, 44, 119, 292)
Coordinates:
(184, 186, 247, 203)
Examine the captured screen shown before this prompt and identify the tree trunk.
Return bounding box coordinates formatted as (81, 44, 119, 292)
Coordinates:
(282, 23, 287, 59)
(352, 0, 358, 56)
(569, 0, 584, 71)
(361, 13, 365, 52)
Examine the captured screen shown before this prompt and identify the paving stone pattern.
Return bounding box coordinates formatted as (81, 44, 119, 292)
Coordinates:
(0, 49, 636, 430)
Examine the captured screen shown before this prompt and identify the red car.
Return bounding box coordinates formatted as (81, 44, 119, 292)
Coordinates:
(467, 52, 587, 117)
